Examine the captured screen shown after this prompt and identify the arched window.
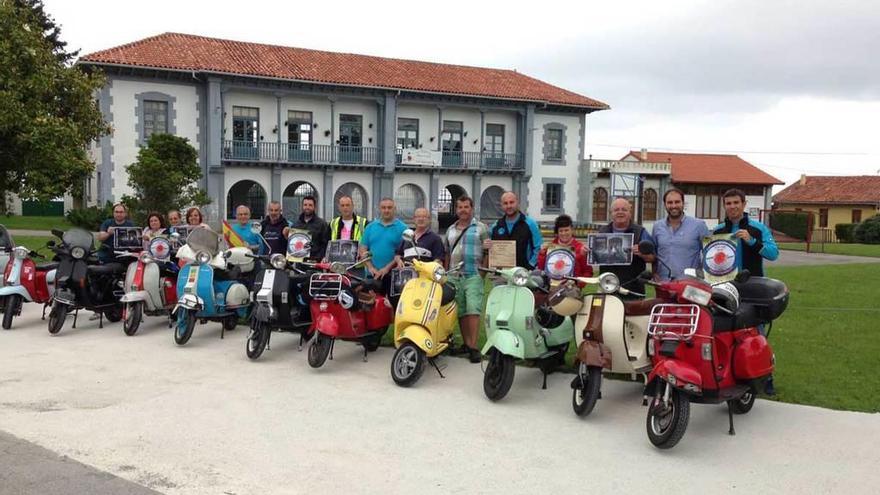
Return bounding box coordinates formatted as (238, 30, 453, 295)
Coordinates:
(642, 188, 658, 221)
(395, 183, 426, 221)
(592, 187, 608, 222)
(282, 181, 318, 220)
(334, 182, 369, 218)
(226, 180, 267, 219)
(480, 185, 505, 222)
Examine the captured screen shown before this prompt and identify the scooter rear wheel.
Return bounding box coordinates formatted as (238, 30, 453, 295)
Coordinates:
(246, 320, 271, 360)
(729, 386, 757, 414)
(123, 302, 143, 336)
(104, 306, 123, 323)
(572, 363, 602, 417)
(390, 342, 426, 387)
(174, 309, 197, 346)
(48, 302, 67, 335)
(646, 385, 690, 449)
(483, 350, 515, 402)
(2, 295, 21, 330)
(308, 333, 332, 368)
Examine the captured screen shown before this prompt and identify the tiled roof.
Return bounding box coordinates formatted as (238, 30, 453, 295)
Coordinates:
(79, 33, 609, 110)
(623, 151, 783, 185)
(773, 176, 880, 205)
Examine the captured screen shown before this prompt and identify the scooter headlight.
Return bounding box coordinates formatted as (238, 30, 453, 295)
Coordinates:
(512, 267, 529, 287)
(13, 246, 29, 260)
(432, 266, 446, 283)
(270, 253, 287, 270)
(71, 246, 86, 260)
(139, 252, 154, 264)
(598, 273, 620, 293)
(195, 250, 212, 265)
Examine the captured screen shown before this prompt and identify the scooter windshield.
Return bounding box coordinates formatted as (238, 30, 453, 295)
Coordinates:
(0, 226, 13, 250)
(185, 227, 220, 257)
(62, 228, 94, 250)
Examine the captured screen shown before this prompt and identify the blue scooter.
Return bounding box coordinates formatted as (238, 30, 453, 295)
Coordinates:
(173, 227, 252, 346)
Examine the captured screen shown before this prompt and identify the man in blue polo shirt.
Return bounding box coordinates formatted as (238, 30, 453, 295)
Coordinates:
(652, 188, 709, 281)
(360, 197, 407, 294)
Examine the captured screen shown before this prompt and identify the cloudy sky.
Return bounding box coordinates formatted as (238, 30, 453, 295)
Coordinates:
(45, 0, 880, 190)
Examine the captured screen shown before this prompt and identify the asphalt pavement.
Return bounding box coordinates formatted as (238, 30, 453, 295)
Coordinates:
(0, 303, 878, 494)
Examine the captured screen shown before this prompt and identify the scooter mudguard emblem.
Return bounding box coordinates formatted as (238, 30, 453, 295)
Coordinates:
(424, 339, 433, 349)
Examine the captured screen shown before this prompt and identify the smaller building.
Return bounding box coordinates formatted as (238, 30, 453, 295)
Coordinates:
(772, 175, 880, 240)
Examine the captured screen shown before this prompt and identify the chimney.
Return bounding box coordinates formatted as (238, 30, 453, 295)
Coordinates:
(640, 148, 648, 161)
(799, 174, 807, 186)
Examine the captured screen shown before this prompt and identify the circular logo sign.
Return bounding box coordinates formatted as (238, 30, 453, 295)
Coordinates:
(545, 248, 576, 279)
(287, 232, 311, 259)
(703, 239, 737, 276)
(148, 237, 172, 260)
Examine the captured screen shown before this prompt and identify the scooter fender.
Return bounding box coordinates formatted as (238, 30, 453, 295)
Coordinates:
(313, 312, 339, 338)
(252, 302, 273, 323)
(576, 340, 612, 369)
(647, 359, 703, 395)
(0, 284, 34, 302)
(120, 290, 149, 304)
(481, 329, 525, 360)
(395, 324, 434, 353)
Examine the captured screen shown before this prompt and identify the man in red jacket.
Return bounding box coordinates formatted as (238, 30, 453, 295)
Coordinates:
(537, 214, 593, 284)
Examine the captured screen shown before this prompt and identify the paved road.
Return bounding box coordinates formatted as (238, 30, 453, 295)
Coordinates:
(1, 304, 878, 494)
(769, 250, 880, 266)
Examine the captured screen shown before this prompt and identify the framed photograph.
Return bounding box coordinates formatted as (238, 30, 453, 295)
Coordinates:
(488, 240, 517, 268)
(112, 227, 143, 250)
(587, 233, 633, 265)
(327, 240, 358, 264)
(389, 267, 417, 297)
(169, 225, 196, 246)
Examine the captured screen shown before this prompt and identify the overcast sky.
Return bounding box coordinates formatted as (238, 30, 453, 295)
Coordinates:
(44, 0, 880, 191)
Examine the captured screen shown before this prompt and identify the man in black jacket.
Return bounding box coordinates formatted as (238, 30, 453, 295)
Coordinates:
(289, 195, 329, 260)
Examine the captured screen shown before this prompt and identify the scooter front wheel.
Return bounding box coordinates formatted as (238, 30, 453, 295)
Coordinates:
(390, 342, 426, 387)
(483, 350, 515, 402)
(308, 333, 332, 368)
(175, 309, 197, 346)
(646, 384, 690, 449)
(246, 320, 271, 360)
(572, 363, 602, 417)
(123, 302, 143, 336)
(48, 302, 68, 335)
(2, 294, 21, 330)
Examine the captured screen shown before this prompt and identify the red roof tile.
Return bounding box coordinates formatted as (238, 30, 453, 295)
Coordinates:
(772, 176, 880, 205)
(622, 151, 783, 185)
(79, 33, 608, 110)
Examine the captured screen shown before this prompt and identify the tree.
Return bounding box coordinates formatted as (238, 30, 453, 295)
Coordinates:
(0, 0, 108, 209)
(123, 134, 211, 222)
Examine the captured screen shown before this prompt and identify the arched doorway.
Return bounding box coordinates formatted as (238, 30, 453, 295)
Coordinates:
(334, 182, 369, 218)
(480, 185, 505, 223)
(226, 180, 267, 219)
(282, 181, 318, 220)
(395, 183, 426, 222)
(439, 184, 467, 231)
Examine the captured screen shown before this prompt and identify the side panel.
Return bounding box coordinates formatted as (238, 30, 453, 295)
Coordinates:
(733, 332, 774, 380)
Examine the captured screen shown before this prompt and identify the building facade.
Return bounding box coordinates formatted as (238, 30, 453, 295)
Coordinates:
(78, 33, 609, 227)
(773, 175, 880, 241)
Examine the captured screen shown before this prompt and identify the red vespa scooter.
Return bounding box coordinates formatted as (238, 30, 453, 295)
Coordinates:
(303, 259, 394, 368)
(639, 245, 789, 450)
(0, 244, 57, 329)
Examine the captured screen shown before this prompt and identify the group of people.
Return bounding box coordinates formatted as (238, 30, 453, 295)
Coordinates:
(94, 186, 779, 388)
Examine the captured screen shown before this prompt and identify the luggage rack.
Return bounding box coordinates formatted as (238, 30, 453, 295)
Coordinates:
(309, 273, 343, 300)
(648, 304, 700, 341)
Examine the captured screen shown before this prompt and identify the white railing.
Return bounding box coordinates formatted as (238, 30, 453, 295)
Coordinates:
(587, 159, 672, 175)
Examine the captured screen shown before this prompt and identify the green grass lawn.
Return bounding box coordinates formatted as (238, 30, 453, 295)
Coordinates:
(0, 215, 71, 232)
(778, 242, 880, 258)
(8, 235, 56, 252)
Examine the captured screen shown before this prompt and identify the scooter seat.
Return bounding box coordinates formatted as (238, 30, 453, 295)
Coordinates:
(623, 297, 663, 316)
(36, 262, 59, 271)
(712, 303, 765, 332)
(88, 262, 125, 275)
(441, 284, 456, 306)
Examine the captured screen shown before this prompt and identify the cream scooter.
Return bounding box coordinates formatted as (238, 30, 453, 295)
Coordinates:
(550, 269, 661, 417)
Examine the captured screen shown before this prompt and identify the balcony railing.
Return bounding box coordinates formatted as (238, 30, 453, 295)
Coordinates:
(223, 141, 381, 166)
(588, 159, 672, 175)
(395, 149, 524, 171)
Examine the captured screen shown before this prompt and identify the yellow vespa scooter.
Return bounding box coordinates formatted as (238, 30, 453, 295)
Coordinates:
(390, 230, 461, 387)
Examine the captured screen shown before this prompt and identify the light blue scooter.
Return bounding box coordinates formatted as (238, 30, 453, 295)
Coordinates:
(173, 227, 252, 345)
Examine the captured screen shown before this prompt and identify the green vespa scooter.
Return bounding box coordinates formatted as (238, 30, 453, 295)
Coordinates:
(478, 266, 574, 401)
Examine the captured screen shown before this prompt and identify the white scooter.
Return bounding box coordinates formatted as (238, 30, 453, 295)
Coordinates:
(116, 235, 180, 336)
(549, 269, 661, 417)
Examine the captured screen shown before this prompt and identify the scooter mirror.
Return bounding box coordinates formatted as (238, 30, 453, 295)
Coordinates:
(170, 232, 181, 240)
(402, 229, 415, 243)
(51, 229, 64, 239)
(638, 240, 655, 256)
(250, 220, 262, 235)
(46, 240, 56, 248)
(639, 270, 653, 280)
(329, 261, 347, 274)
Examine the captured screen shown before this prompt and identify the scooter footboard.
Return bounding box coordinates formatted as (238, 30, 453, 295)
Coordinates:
(648, 359, 703, 394)
(481, 330, 525, 360)
(576, 340, 612, 369)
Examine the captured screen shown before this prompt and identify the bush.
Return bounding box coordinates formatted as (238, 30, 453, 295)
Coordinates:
(769, 211, 809, 241)
(835, 223, 858, 243)
(65, 202, 113, 231)
(854, 215, 880, 244)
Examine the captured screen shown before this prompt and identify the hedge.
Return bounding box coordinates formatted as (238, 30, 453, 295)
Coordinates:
(835, 223, 858, 243)
(769, 211, 809, 241)
(854, 215, 880, 244)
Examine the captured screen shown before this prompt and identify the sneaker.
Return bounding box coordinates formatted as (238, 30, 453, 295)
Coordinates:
(764, 377, 777, 396)
(468, 347, 482, 364)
